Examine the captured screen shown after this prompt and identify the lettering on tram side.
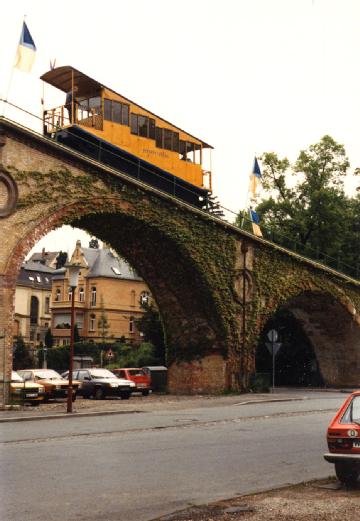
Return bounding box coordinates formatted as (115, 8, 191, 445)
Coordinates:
(142, 148, 170, 159)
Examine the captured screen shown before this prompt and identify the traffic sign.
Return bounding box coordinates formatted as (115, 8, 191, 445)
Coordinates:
(265, 342, 282, 357)
(267, 329, 278, 342)
(105, 348, 114, 359)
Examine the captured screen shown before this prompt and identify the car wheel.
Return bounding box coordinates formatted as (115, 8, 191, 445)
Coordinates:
(335, 462, 359, 485)
(120, 391, 131, 400)
(94, 387, 105, 400)
(142, 390, 150, 396)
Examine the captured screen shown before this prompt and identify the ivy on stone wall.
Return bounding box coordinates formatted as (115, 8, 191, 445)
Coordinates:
(10, 163, 241, 366)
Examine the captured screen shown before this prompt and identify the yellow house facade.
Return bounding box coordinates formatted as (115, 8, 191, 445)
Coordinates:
(51, 240, 151, 345)
(14, 262, 53, 345)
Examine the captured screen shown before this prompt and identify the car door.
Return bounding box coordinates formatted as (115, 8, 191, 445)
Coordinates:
(77, 370, 93, 397)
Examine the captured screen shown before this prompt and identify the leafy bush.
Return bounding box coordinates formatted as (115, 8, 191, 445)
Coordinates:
(13, 336, 33, 370)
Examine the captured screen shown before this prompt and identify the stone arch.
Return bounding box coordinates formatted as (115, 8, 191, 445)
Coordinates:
(3, 195, 238, 394)
(255, 288, 360, 386)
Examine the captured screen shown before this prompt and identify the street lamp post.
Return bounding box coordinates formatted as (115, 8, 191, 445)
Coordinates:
(65, 263, 81, 413)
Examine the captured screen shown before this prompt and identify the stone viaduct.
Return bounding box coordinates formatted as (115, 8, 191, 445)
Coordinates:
(1, 116, 360, 406)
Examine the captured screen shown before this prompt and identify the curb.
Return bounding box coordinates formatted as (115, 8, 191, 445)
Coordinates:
(0, 389, 349, 423)
(0, 408, 143, 423)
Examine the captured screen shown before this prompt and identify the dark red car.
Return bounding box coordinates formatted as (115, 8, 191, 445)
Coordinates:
(324, 390, 360, 485)
(113, 368, 151, 396)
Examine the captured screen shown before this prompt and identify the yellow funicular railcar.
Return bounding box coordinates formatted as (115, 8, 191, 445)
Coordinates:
(41, 66, 213, 208)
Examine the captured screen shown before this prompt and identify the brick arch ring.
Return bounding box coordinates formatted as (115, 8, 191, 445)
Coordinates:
(0, 169, 18, 218)
(4, 196, 158, 287)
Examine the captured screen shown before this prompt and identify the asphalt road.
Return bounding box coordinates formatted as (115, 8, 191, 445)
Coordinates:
(0, 391, 346, 521)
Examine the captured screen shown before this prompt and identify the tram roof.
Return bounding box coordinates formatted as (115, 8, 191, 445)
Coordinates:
(41, 66, 213, 149)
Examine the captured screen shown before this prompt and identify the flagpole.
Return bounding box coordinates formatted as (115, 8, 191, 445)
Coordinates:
(240, 157, 255, 228)
(3, 17, 26, 103)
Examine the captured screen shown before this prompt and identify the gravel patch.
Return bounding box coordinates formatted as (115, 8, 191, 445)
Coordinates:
(153, 479, 360, 521)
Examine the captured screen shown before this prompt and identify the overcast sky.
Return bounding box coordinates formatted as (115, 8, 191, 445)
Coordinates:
(1, 0, 360, 255)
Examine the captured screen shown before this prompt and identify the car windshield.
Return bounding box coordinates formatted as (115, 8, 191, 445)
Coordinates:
(34, 370, 63, 380)
(11, 371, 24, 383)
(129, 369, 145, 376)
(341, 395, 360, 425)
(90, 369, 116, 379)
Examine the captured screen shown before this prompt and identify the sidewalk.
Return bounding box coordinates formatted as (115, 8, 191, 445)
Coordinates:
(0, 387, 349, 423)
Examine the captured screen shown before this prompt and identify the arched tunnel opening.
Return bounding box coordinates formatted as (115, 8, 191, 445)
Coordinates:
(256, 308, 324, 387)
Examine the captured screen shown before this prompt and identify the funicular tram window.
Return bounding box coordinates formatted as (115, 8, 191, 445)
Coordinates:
(104, 99, 112, 121)
(172, 132, 179, 152)
(164, 129, 173, 151)
(89, 97, 101, 110)
(122, 104, 129, 125)
(131, 113, 138, 134)
(104, 98, 129, 124)
(138, 115, 149, 137)
(113, 101, 121, 123)
(179, 140, 186, 159)
(186, 141, 195, 162)
(149, 118, 156, 139)
(156, 127, 163, 148)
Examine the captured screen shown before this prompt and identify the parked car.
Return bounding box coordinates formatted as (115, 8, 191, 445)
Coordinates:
(324, 390, 360, 485)
(10, 370, 45, 405)
(17, 369, 78, 402)
(62, 368, 135, 400)
(112, 368, 151, 396)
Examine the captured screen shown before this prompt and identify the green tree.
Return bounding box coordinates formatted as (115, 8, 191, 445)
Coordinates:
(98, 296, 110, 344)
(136, 303, 166, 364)
(13, 335, 33, 370)
(44, 328, 54, 349)
(237, 136, 356, 268)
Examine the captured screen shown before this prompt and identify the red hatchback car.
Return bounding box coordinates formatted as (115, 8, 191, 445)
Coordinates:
(324, 390, 360, 485)
(113, 368, 151, 396)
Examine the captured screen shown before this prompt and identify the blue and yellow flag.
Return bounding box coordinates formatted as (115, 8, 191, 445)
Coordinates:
(14, 22, 36, 72)
(249, 208, 263, 237)
(249, 157, 262, 197)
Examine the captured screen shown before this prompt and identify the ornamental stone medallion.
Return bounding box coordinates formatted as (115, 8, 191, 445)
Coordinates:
(0, 169, 18, 217)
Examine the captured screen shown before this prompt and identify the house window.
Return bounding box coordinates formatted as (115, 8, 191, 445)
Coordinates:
(45, 297, 50, 314)
(91, 287, 97, 306)
(89, 314, 96, 332)
(30, 296, 39, 325)
(68, 287, 73, 301)
(129, 316, 134, 333)
(79, 287, 85, 302)
(55, 288, 61, 302)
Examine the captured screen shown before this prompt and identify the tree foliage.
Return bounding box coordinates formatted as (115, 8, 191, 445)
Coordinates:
(98, 296, 110, 345)
(237, 136, 360, 274)
(13, 336, 33, 370)
(44, 328, 54, 349)
(135, 303, 166, 364)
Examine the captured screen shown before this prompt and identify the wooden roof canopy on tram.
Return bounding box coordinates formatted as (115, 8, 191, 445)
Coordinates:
(40, 66, 213, 150)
